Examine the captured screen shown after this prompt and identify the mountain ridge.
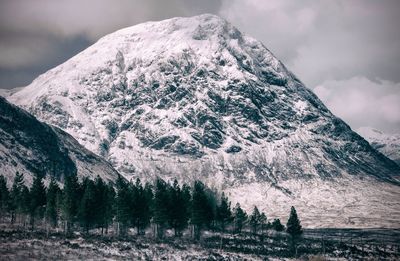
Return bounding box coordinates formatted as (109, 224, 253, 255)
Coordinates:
(0, 96, 120, 185)
(4, 14, 400, 227)
(357, 127, 400, 165)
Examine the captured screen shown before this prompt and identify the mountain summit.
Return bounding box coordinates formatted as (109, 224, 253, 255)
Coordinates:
(6, 14, 400, 227)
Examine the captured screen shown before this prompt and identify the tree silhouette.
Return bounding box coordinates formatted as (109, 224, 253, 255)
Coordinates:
(78, 178, 97, 234)
(10, 172, 25, 224)
(94, 176, 114, 234)
(191, 181, 213, 240)
(249, 206, 261, 235)
(216, 192, 232, 232)
(131, 178, 152, 235)
(104, 182, 116, 234)
(167, 179, 189, 236)
(0, 174, 291, 246)
(233, 203, 247, 234)
(61, 174, 79, 234)
(115, 174, 131, 236)
(29, 173, 46, 230)
(286, 206, 302, 237)
(153, 178, 169, 238)
(0, 175, 9, 219)
(272, 218, 284, 231)
(259, 212, 267, 236)
(46, 177, 60, 228)
(286, 206, 303, 256)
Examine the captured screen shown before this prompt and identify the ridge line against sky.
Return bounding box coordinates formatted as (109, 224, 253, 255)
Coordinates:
(0, 0, 399, 133)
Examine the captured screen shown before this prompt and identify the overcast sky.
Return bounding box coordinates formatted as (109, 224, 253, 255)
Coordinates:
(0, 0, 399, 133)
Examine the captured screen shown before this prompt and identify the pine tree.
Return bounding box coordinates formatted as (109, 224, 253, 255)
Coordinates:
(249, 206, 261, 235)
(130, 178, 152, 235)
(181, 183, 191, 213)
(20, 185, 30, 226)
(29, 173, 46, 230)
(144, 181, 154, 216)
(233, 203, 247, 234)
(55, 187, 63, 228)
(216, 192, 232, 232)
(204, 186, 217, 230)
(104, 182, 116, 234)
(115, 174, 131, 236)
(259, 212, 267, 235)
(286, 206, 302, 237)
(10, 172, 25, 224)
(93, 176, 114, 234)
(167, 179, 189, 236)
(0, 175, 9, 219)
(78, 178, 97, 234)
(272, 218, 284, 231)
(191, 180, 214, 240)
(153, 178, 169, 238)
(45, 177, 60, 228)
(61, 174, 79, 234)
(286, 206, 303, 256)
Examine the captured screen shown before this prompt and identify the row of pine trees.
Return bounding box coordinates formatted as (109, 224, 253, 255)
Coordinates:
(0, 172, 302, 240)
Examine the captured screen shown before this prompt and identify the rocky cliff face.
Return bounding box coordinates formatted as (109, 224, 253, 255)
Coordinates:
(5, 14, 400, 227)
(0, 96, 119, 185)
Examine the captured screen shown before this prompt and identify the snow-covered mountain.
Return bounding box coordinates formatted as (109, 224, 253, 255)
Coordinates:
(357, 127, 400, 165)
(4, 14, 400, 227)
(0, 96, 119, 185)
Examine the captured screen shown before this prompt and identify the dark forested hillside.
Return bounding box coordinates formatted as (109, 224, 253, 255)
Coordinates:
(0, 97, 119, 184)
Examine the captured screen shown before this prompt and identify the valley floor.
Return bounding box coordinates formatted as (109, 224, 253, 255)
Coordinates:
(0, 225, 399, 260)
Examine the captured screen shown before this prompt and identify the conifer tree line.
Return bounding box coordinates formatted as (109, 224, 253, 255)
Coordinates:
(0, 172, 302, 240)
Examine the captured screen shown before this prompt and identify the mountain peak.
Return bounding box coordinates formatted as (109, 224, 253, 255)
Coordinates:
(8, 14, 399, 180)
(112, 13, 234, 40)
(8, 13, 305, 160)
(6, 15, 400, 228)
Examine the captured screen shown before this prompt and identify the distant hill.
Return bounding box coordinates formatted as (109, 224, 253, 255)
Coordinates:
(0, 96, 119, 185)
(357, 127, 400, 165)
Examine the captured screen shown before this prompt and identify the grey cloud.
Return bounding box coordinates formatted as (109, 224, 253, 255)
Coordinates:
(314, 77, 400, 133)
(0, 32, 57, 69)
(219, 0, 400, 87)
(0, 0, 222, 40)
(0, 33, 91, 88)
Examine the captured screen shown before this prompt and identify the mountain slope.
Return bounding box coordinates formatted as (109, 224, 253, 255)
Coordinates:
(0, 96, 119, 185)
(5, 14, 400, 227)
(357, 127, 400, 165)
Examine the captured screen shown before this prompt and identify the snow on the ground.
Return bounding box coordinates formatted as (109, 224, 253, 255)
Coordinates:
(226, 177, 400, 229)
